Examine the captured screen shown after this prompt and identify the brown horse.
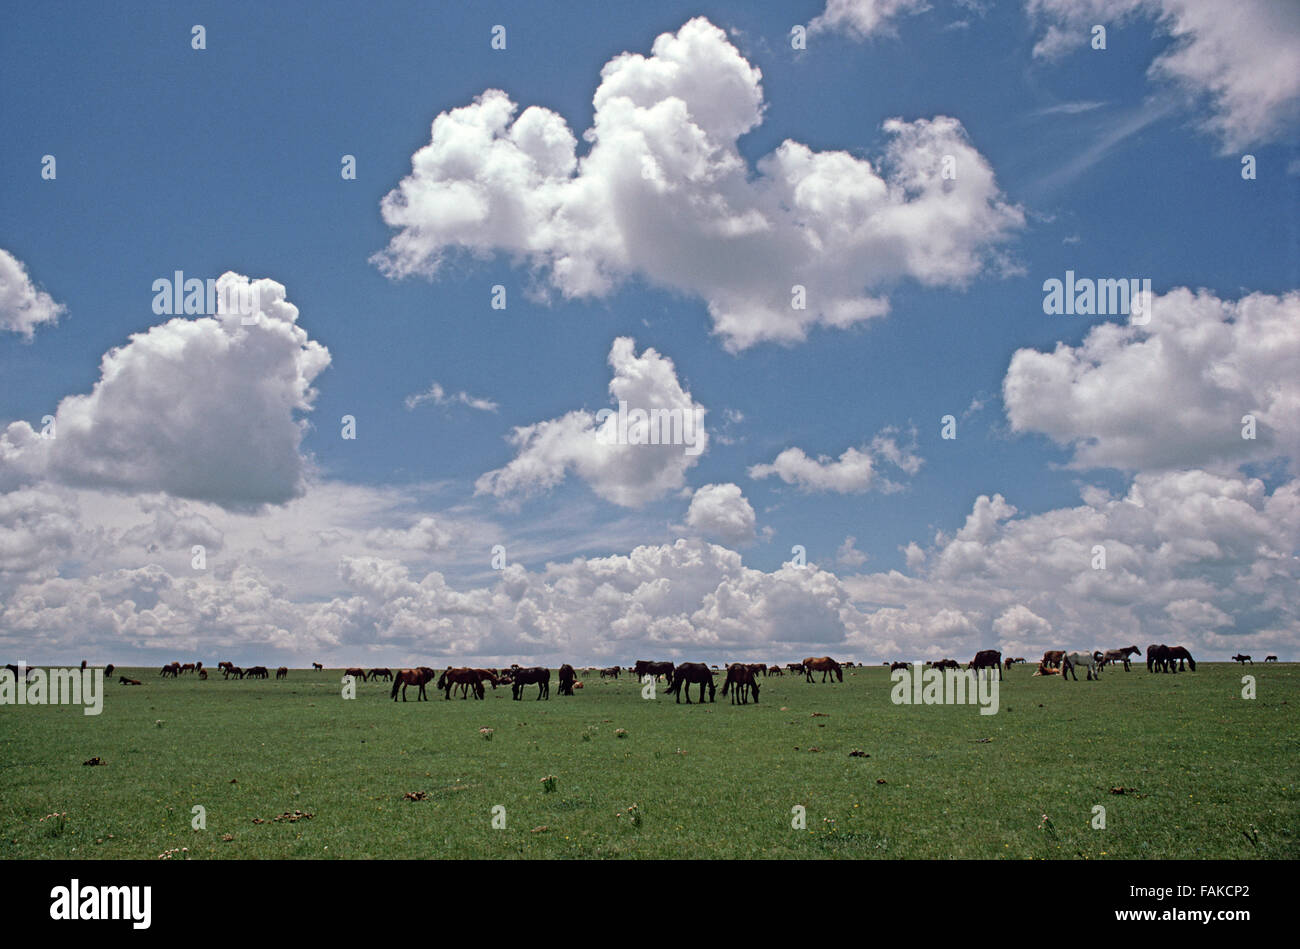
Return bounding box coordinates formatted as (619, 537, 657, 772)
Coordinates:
(275, 666, 288, 679)
(312, 662, 323, 670)
(721, 663, 760, 705)
(160, 662, 180, 677)
(600, 665, 621, 679)
(435, 667, 484, 700)
(510, 665, 550, 700)
(666, 662, 715, 703)
(768, 665, 784, 676)
(802, 657, 843, 683)
(1265, 655, 1278, 662)
(225, 666, 244, 679)
(199, 669, 208, 680)
(968, 649, 1003, 680)
(1232, 654, 1253, 665)
(343, 667, 368, 682)
(119, 676, 142, 685)
(1147, 644, 1196, 672)
(558, 664, 576, 696)
(180, 663, 196, 674)
(245, 665, 269, 679)
(392, 667, 436, 701)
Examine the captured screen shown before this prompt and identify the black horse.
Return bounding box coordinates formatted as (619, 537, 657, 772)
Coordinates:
(666, 662, 715, 704)
(510, 665, 550, 700)
(633, 660, 675, 682)
(720, 663, 760, 705)
(557, 664, 576, 696)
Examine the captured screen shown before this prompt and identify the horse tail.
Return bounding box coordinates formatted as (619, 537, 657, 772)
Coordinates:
(390, 675, 400, 700)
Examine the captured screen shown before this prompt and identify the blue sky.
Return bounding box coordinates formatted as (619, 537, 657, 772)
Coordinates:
(1, 0, 1297, 666)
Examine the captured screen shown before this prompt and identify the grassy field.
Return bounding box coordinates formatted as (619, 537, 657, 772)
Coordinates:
(1, 662, 1296, 859)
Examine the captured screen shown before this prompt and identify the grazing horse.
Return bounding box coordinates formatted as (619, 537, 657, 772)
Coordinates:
(433, 667, 482, 700)
(786, 662, 805, 674)
(1232, 653, 1253, 665)
(510, 665, 550, 700)
(720, 663, 760, 705)
(105, 664, 115, 677)
(225, 666, 244, 679)
(275, 666, 288, 679)
(1061, 651, 1101, 681)
(768, 665, 784, 676)
(160, 662, 180, 678)
(1099, 646, 1141, 671)
(600, 665, 621, 679)
(468, 669, 503, 692)
(343, 667, 368, 682)
(802, 657, 843, 683)
(667, 662, 715, 704)
(312, 662, 323, 670)
(393, 667, 436, 701)
(745, 662, 767, 679)
(931, 658, 960, 671)
(180, 663, 196, 674)
(557, 664, 577, 696)
(1159, 646, 1196, 672)
(1146, 644, 1169, 672)
(198, 669, 208, 680)
(119, 676, 142, 685)
(889, 661, 909, 672)
(1265, 655, 1278, 662)
(968, 650, 1003, 681)
(369, 667, 393, 681)
(245, 665, 269, 679)
(633, 660, 674, 683)
(1041, 650, 1064, 670)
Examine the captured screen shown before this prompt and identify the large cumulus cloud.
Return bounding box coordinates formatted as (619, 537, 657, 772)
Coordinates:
(372, 17, 1022, 351)
(0, 273, 330, 510)
(1004, 288, 1300, 472)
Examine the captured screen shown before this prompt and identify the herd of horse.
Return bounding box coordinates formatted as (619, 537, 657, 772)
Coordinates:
(17, 648, 1281, 698)
(1024, 644, 1197, 679)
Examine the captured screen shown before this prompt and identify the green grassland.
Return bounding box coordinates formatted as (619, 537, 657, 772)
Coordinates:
(1, 662, 1296, 859)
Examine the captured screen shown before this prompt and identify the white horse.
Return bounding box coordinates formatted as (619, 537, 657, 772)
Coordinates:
(1061, 651, 1102, 680)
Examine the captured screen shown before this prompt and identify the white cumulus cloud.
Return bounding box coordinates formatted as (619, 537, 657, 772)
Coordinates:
(373, 17, 1022, 351)
(0, 273, 330, 510)
(0, 249, 64, 338)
